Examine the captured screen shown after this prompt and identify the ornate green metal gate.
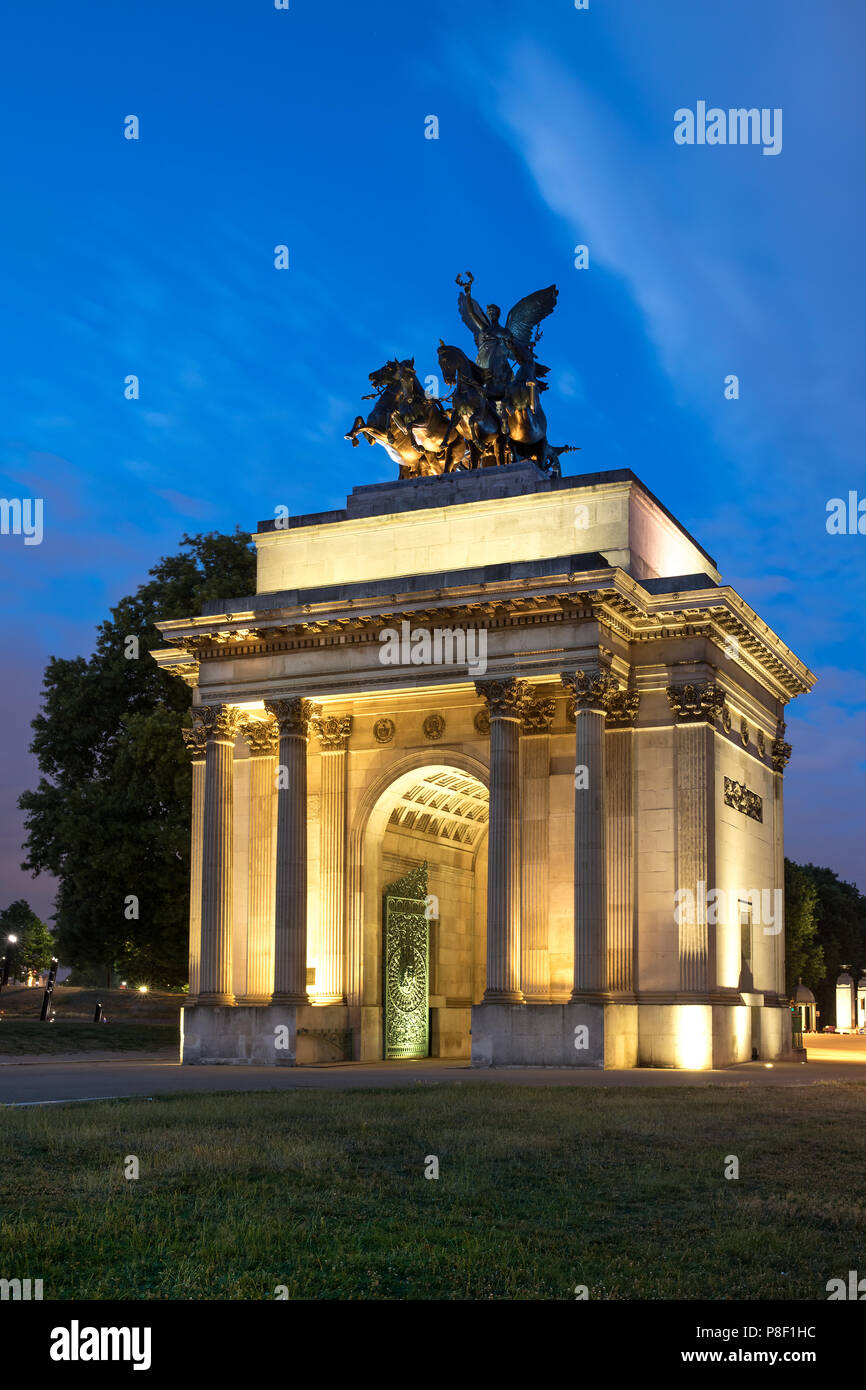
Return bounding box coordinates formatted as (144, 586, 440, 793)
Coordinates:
(383, 863, 429, 1060)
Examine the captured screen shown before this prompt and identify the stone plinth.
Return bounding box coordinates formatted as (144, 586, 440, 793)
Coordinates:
(471, 1001, 605, 1068)
(181, 1004, 296, 1065)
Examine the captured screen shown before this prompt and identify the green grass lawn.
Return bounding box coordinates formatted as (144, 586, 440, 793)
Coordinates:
(1, 1082, 865, 1299)
(0, 1021, 178, 1055)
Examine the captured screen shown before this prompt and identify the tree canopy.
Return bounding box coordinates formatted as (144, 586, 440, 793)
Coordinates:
(19, 530, 256, 987)
(0, 899, 55, 978)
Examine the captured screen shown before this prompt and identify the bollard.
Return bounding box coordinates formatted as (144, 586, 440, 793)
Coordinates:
(40, 957, 59, 1021)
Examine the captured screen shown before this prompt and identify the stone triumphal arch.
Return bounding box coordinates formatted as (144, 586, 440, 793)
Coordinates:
(154, 463, 815, 1069)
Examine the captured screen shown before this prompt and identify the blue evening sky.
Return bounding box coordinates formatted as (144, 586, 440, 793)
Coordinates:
(0, 0, 863, 916)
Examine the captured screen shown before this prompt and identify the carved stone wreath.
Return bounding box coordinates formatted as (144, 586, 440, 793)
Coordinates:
(423, 713, 445, 741)
(757, 729, 766, 757)
(373, 717, 395, 744)
(740, 719, 750, 748)
(474, 708, 490, 736)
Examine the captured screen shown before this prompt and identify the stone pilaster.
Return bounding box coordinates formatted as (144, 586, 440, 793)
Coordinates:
(312, 714, 353, 1005)
(561, 667, 619, 999)
(519, 694, 555, 1001)
(181, 722, 207, 1003)
(238, 717, 278, 1004)
(265, 697, 320, 1004)
(195, 704, 243, 1006)
(605, 689, 640, 995)
(666, 681, 725, 995)
(475, 678, 527, 1003)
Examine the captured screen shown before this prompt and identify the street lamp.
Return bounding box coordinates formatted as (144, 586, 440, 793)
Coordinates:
(0, 934, 19, 993)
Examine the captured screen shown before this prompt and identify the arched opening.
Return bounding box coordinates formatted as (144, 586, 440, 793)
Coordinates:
(352, 756, 489, 1060)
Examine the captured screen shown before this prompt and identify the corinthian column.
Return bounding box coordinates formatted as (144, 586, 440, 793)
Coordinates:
(475, 677, 527, 1003)
(195, 704, 243, 1005)
(519, 693, 556, 1001)
(561, 667, 619, 999)
(239, 716, 278, 1004)
(181, 722, 207, 1002)
(265, 697, 320, 1004)
(312, 714, 353, 1005)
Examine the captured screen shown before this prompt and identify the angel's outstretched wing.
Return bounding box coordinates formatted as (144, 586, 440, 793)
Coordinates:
(505, 285, 558, 348)
(458, 291, 491, 345)
(438, 340, 484, 386)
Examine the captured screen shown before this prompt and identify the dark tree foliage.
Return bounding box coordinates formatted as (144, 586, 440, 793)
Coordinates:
(0, 899, 55, 978)
(19, 530, 256, 987)
(785, 860, 866, 1025)
(783, 858, 824, 998)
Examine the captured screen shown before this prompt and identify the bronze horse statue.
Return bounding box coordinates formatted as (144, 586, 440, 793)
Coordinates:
(345, 359, 467, 477)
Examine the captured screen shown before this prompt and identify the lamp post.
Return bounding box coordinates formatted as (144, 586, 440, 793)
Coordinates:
(0, 934, 19, 996)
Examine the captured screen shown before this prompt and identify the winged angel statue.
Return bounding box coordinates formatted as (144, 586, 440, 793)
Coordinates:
(346, 273, 577, 478)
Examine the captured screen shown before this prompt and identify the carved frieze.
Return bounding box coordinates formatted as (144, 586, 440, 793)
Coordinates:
(473, 707, 491, 736)
(374, 717, 395, 744)
(724, 776, 763, 822)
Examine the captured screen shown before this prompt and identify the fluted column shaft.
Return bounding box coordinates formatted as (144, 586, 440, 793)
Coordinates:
(196, 705, 242, 1005)
(267, 698, 320, 1004)
(182, 726, 207, 1002)
(240, 719, 278, 1004)
(476, 679, 526, 1003)
(563, 668, 618, 999)
(520, 696, 555, 1000)
(666, 681, 725, 997)
(314, 716, 353, 1005)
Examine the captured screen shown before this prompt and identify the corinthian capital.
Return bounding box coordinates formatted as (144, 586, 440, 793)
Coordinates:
(181, 723, 207, 761)
(191, 704, 244, 743)
(240, 716, 279, 757)
(265, 697, 321, 738)
(606, 689, 641, 728)
(312, 714, 354, 751)
(561, 667, 620, 714)
(772, 735, 792, 772)
(666, 680, 727, 724)
(475, 677, 528, 720)
(520, 694, 556, 734)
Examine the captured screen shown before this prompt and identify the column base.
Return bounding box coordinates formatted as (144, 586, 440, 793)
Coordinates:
(482, 989, 525, 1004)
(272, 992, 309, 1006)
(196, 992, 236, 1007)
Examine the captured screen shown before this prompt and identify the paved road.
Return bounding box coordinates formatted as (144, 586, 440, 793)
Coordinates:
(1, 1054, 863, 1105)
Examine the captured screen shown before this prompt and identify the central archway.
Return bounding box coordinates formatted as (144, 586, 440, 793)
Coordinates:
(347, 750, 489, 1060)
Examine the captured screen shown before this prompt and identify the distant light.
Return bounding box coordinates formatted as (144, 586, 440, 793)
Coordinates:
(7, 934, 17, 944)
(138, 985, 148, 994)
(764, 1063, 773, 1069)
